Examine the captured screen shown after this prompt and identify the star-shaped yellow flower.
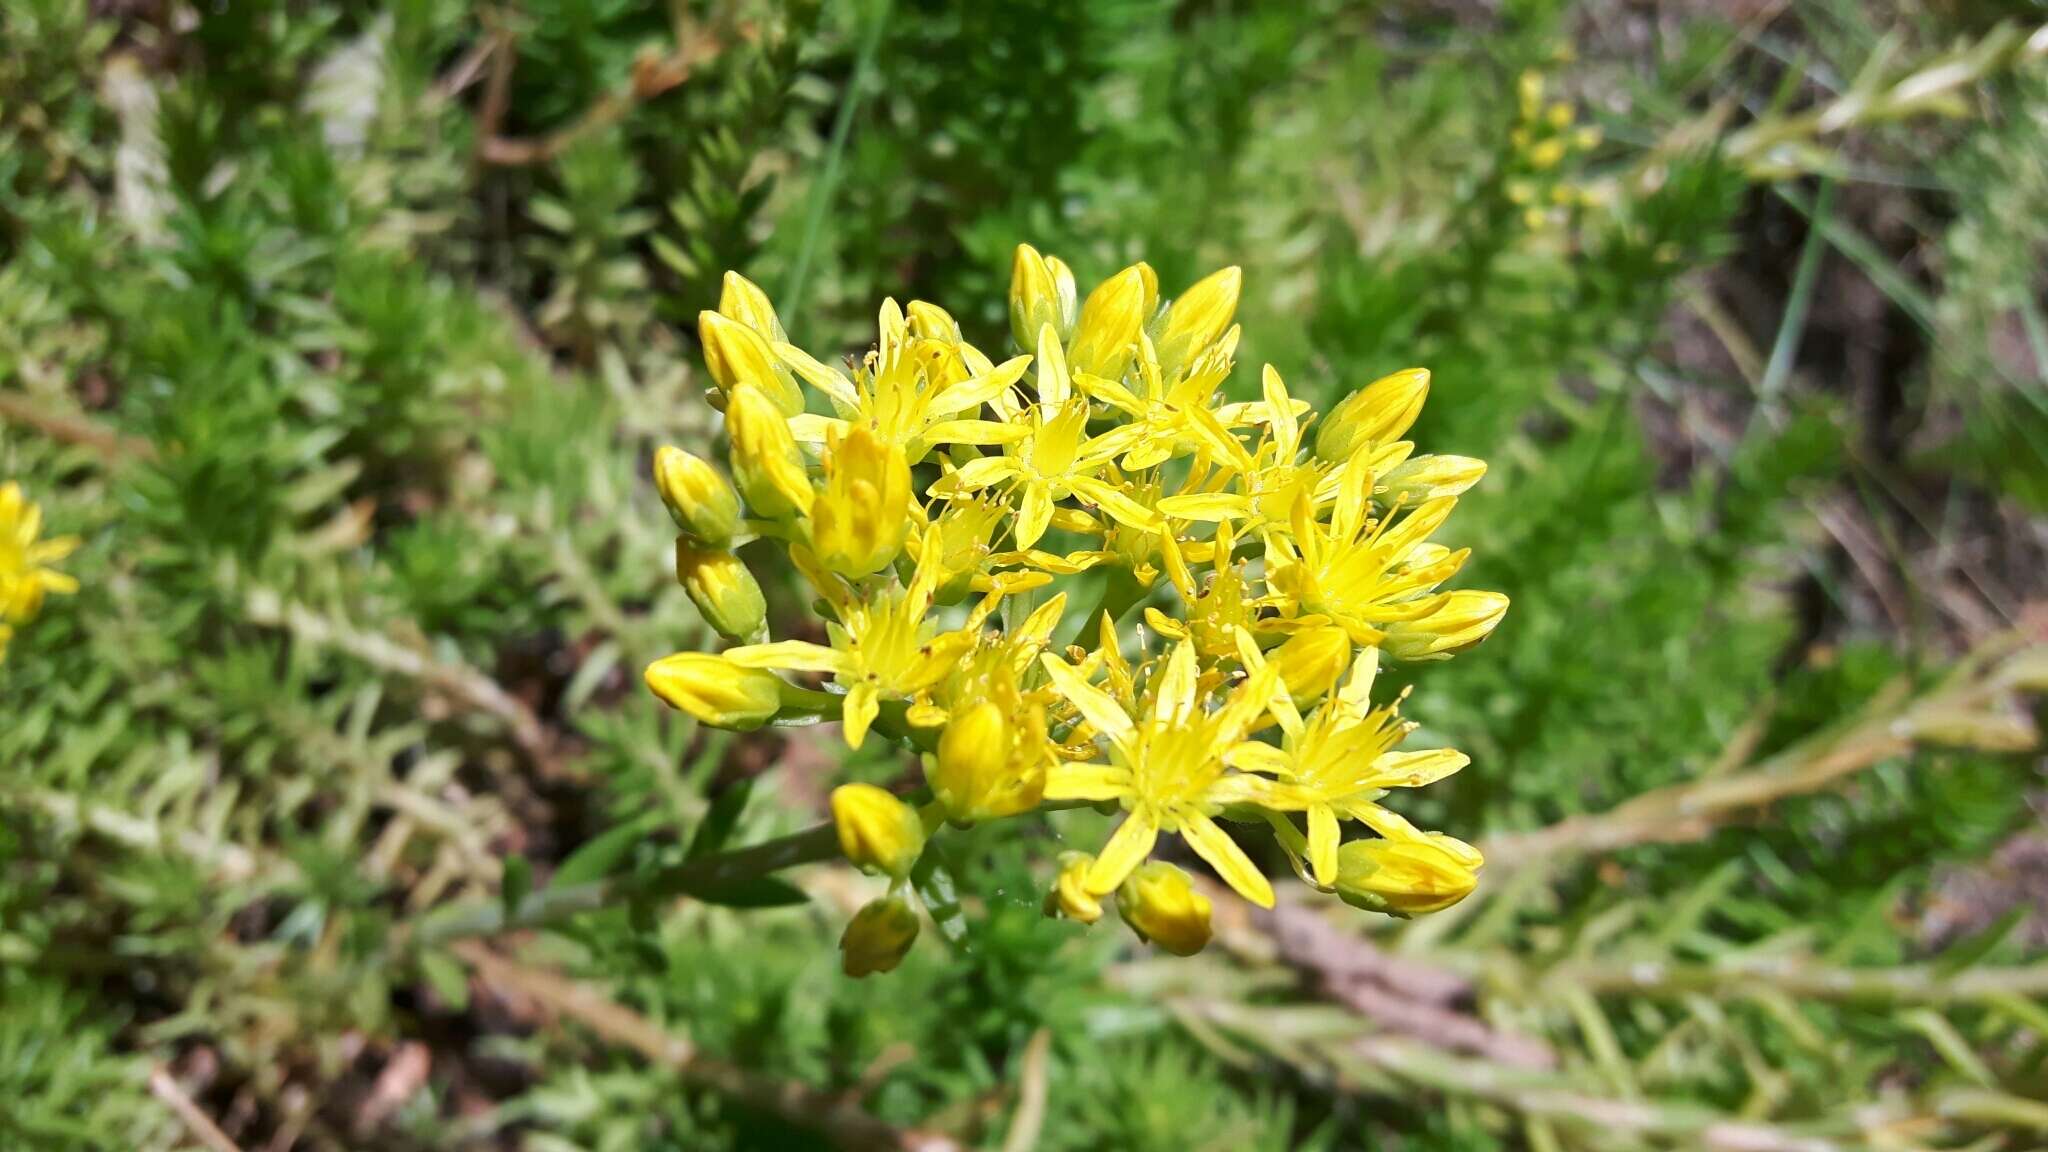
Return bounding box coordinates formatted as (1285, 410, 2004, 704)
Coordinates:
(1039, 637, 1286, 907)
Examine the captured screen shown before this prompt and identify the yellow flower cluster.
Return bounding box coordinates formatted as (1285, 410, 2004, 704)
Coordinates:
(0, 482, 78, 664)
(1506, 70, 1607, 230)
(645, 247, 1507, 973)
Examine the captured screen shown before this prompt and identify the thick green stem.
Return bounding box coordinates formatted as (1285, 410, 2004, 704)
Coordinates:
(405, 822, 843, 949)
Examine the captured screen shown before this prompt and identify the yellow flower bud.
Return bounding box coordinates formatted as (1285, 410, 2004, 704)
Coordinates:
(1526, 137, 1567, 171)
(717, 270, 785, 342)
(811, 424, 911, 579)
(929, 699, 1047, 823)
(1334, 836, 1481, 916)
(1380, 590, 1509, 661)
(700, 311, 803, 417)
(1067, 264, 1152, 380)
(653, 445, 741, 546)
(1046, 851, 1103, 924)
(906, 300, 961, 343)
(644, 653, 784, 731)
(725, 385, 814, 520)
(830, 783, 926, 879)
(1378, 454, 1489, 504)
(840, 896, 920, 978)
(674, 541, 767, 642)
(1544, 101, 1574, 130)
(1153, 265, 1241, 380)
(1116, 862, 1213, 956)
(1009, 244, 1071, 349)
(1315, 368, 1431, 463)
(1268, 626, 1352, 708)
(1517, 70, 1544, 121)
(1572, 125, 1602, 152)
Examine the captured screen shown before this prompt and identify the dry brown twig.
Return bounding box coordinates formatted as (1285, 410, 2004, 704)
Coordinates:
(0, 389, 155, 462)
(149, 1066, 245, 1152)
(451, 940, 964, 1152)
(1484, 630, 2043, 869)
(1248, 896, 1556, 1070)
(473, 19, 725, 167)
(242, 587, 559, 773)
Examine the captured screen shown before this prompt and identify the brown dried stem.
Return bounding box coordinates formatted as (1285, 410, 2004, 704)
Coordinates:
(451, 941, 962, 1152)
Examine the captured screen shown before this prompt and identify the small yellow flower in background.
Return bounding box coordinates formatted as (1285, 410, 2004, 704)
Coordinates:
(1505, 68, 1603, 231)
(643, 246, 1508, 972)
(831, 783, 926, 879)
(0, 482, 79, 663)
(841, 896, 920, 977)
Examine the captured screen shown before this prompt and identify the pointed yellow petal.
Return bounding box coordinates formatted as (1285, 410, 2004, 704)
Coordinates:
(1156, 492, 1249, 522)
(1370, 748, 1470, 788)
(1180, 812, 1274, 908)
(723, 640, 850, 674)
(1016, 483, 1054, 549)
(842, 681, 880, 749)
(1086, 810, 1159, 894)
(1044, 762, 1131, 802)
(1307, 804, 1341, 887)
(1040, 653, 1135, 748)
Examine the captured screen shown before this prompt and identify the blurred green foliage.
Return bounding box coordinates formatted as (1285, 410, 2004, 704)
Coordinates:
(1, 2, 2043, 1151)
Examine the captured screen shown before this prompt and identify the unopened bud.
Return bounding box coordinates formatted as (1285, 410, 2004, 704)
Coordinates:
(1067, 264, 1152, 381)
(1046, 851, 1103, 924)
(812, 425, 911, 579)
(840, 896, 919, 977)
(906, 300, 961, 343)
(644, 653, 784, 731)
(1153, 265, 1241, 380)
(1009, 244, 1072, 349)
(1526, 137, 1567, 171)
(1380, 590, 1508, 661)
(1378, 454, 1488, 504)
(929, 700, 1046, 823)
(653, 445, 741, 546)
(717, 271, 785, 342)
(1316, 368, 1431, 462)
(674, 541, 767, 642)
(725, 385, 813, 520)
(1334, 836, 1481, 917)
(1268, 626, 1353, 708)
(700, 311, 803, 416)
(1116, 861, 1213, 956)
(831, 783, 926, 879)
